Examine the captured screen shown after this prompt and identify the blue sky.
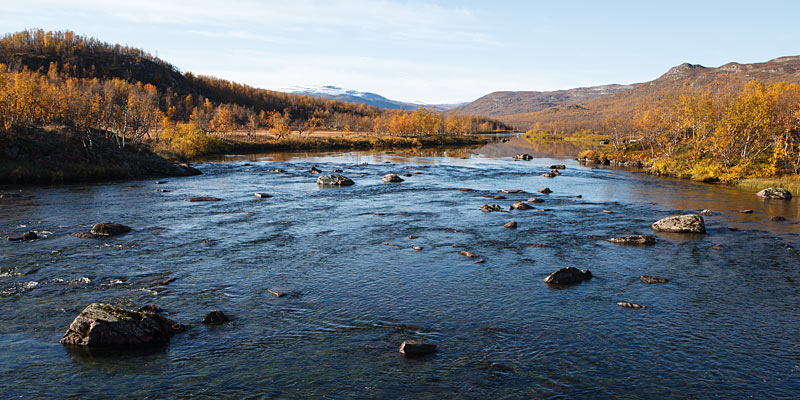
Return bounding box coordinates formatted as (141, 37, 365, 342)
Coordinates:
(2, 0, 799, 103)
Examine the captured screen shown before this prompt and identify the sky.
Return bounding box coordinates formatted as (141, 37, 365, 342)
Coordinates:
(2, 0, 800, 104)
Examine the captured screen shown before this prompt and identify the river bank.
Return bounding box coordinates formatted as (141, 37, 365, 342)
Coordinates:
(576, 148, 800, 195)
(0, 126, 488, 185)
(0, 127, 201, 185)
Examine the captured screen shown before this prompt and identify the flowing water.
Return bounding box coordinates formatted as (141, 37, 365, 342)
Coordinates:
(1, 136, 799, 399)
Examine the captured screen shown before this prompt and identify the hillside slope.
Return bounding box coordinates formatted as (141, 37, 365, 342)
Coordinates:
(499, 56, 800, 130)
(449, 83, 638, 117)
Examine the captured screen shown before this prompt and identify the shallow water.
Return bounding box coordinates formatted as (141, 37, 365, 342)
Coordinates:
(1, 137, 799, 399)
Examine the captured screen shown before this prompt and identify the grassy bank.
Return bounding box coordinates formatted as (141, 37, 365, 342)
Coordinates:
(153, 128, 488, 159)
(736, 177, 800, 195)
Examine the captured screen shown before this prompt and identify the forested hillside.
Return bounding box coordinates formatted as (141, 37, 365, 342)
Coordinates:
(0, 29, 512, 149)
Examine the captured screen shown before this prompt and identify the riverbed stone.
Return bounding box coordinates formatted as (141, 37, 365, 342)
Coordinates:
(90, 223, 132, 237)
(607, 235, 655, 246)
(544, 267, 592, 285)
(458, 250, 478, 258)
(202, 310, 230, 325)
(254, 193, 271, 198)
(756, 187, 792, 200)
(651, 215, 706, 234)
(504, 221, 517, 229)
(770, 216, 787, 221)
(399, 340, 437, 357)
(501, 189, 526, 194)
(382, 173, 404, 183)
(527, 197, 544, 203)
(539, 187, 552, 194)
(640, 275, 669, 284)
(542, 172, 557, 178)
(547, 165, 566, 169)
(309, 167, 322, 174)
(514, 154, 533, 161)
(317, 174, 355, 186)
(700, 209, 713, 216)
(617, 302, 647, 309)
(21, 231, 38, 241)
(510, 201, 533, 210)
(60, 303, 185, 348)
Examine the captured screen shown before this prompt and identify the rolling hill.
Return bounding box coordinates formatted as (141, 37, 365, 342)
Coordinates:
(454, 56, 800, 131)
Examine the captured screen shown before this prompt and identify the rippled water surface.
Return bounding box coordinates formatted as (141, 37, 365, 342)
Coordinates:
(1, 137, 799, 399)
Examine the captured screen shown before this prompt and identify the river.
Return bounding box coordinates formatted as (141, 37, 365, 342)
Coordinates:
(1, 136, 798, 399)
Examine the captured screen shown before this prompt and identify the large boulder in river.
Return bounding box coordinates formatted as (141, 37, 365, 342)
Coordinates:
(544, 267, 592, 285)
(61, 303, 185, 348)
(382, 173, 404, 183)
(756, 187, 792, 200)
(90, 223, 132, 237)
(317, 174, 355, 186)
(651, 215, 706, 234)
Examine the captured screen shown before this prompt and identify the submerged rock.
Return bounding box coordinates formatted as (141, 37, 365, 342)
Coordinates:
(513, 154, 533, 161)
(60, 303, 185, 348)
(640, 275, 669, 284)
(484, 195, 506, 199)
(739, 209, 753, 214)
(607, 235, 655, 246)
(700, 209, 713, 216)
(547, 165, 566, 169)
(90, 223, 132, 237)
(539, 187, 552, 194)
(501, 189, 526, 194)
(72, 231, 98, 239)
(382, 173, 404, 183)
(541, 172, 557, 178)
(651, 215, 705, 234)
(184, 197, 222, 202)
(756, 187, 792, 200)
(504, 221, 517, 229)
(399, 340, 437, 357)
(544, 267, 592, 285)
(317, 174, 355, 186)
(267, 289, 287, 297)
(527, 197, 544, 203)
(22, 231, 38, 241)
(254, 192, 271, 198)
(458, 250, 479, 258)
(617, 302, 647, 310)
(771, 216, 787, 221)
(308, 167, 322, 174)
(202, 310, 230, 325)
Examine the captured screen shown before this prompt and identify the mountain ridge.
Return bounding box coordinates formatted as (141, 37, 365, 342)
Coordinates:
(286, 85, 465, 111)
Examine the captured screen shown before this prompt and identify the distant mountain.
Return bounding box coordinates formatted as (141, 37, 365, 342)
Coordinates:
(448, 83, 639, 117)
(462, 55, 800, 130)
(286, 85, 465, 111)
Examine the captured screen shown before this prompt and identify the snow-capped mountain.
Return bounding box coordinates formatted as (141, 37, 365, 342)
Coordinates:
(285, 85, 464, 110)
